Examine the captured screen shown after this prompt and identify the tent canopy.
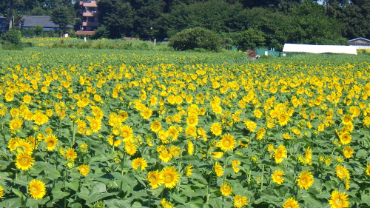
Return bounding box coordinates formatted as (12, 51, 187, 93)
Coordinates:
(283, 43, 357, 55)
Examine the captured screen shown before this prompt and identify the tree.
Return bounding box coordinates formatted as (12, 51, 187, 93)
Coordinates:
(97, 0, 135, 38)
(233, 28, 265, 50)
(168, 27, 221, 51)
(50, 5, 73, 35)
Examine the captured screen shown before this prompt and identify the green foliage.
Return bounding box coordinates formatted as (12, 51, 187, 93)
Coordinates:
(1, 29, 21, 46)
(232, 28, 265, 51)
(97, 0, 135, 39)
(168, 27, 221, 51)
(35, 25, 43, 36)
(92, 25, 110, 39)
(50, 5, 74, 32)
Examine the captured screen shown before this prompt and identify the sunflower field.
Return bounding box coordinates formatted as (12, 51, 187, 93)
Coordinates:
(0, 46, 370, 208)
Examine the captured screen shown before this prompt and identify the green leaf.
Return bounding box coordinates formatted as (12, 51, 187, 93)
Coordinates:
(86, 192, 119, 204)
(47, 169, 61, 180)
(90, 183, 106, 195)
(104, 199, 131, 208)
(71, 203, 83, 208)
(0, 197, 22, 207)
(76, 187, 89, 200)
(302, 195, 322, 207)
(131, 201, 143, 208)
(52, 188, 70, 202)
(361, 194, 370, 205)
(356, 149, 368, 159)
(12, 188, 24, 198)
(67, 180, 80, 192)
(208, 197, 223, 208)
(172, 193, 187, 204)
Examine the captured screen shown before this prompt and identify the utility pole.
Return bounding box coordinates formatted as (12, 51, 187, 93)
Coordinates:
(9, 0, 14, 30)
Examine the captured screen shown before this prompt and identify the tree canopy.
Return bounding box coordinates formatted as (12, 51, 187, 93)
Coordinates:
(2, 0, 370, 50)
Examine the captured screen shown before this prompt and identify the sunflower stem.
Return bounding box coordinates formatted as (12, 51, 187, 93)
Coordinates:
(148, 188, 152, 207)
(64, 168, 68, 208)
(260, 164, 264, 191)
(72, 121, 76, 147)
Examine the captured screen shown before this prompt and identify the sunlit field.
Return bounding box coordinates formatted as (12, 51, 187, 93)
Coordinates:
(0, 46, 370, 208)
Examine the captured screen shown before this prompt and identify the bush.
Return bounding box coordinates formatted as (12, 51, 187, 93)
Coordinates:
(1, 29, 22, 46)
(168, 27, 221, 52)
(2, 43, 23, 50)
(36, 25, 44, 37)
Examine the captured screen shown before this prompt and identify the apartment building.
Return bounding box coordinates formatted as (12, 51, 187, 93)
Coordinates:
(76, 0, 99, 35)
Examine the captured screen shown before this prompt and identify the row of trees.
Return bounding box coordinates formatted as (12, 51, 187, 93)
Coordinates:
(1, 0, 370, 50)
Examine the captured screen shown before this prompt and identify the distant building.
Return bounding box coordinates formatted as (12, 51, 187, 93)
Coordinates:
(348, 37, 370, 49)
(76, 0, 100, 35)
(283, 43, 357, 55)
(21, 15, 72, 30)
(0, 16, 7, 32)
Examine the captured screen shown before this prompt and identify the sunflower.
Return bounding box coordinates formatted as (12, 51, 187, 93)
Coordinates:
(283, 198, 299, 208)
(278, 112, 289, 126)
(232, 160, 241, 173)
(214, 162, 224, 177)
(167, 126, 179, 141)
(297, 170, 314, 189)
(121, 125, 134, 142)
(125, 142, 137, 155)
(15, 139, 33, 155)
(220, 183, 232, 196)
(33, 112, 48, 126)
(217, 134, 236, 152)
(212, 105, 222, 115)
(211, 152, 224, 159)
(132, 158, 148, 171)
(90, 118, 102, 133)
(15, 153, 34, 171)
(0, 185, 3, 198)
(339, 133, 352, 145)
(45, 134, 58, 151)
(151, 121, 161, 132)
(5, 92, 14, 102)
(170, 146, 181, 157)
(272, 170, 284, 184)
(187, 140, 194, 155)
(65, 148, 77, 161)
(343, 146, 353, 159)
(304, 147, 312, 165)
(78, 164, 89, 176)
(185, 125, 197, 137)
(186, 115, 198, 127)
(186, 164, 193, 177)
(29, 179, 46, 199)
(161, 166, 180, 189)
(366, 164, 370, 176)
(335, 165, 349, 180)
(9, 118, 23, 131)
(254, 109, 263, 118)
(147, 170, 164, 189)
(210, 123, 222, 136)
(256, 127, 266, 140)
(234, 195, 248, 208)
(342, 115, 352, 125)
(161, 198, 173, 208)
(8, 137, 20, 152)
(141, 107, 153, 119)
(159, 148, 172, 163)
(244, 120, 257, 132)
(274, 145, 287, 164)
(329, 190, 349, 208)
